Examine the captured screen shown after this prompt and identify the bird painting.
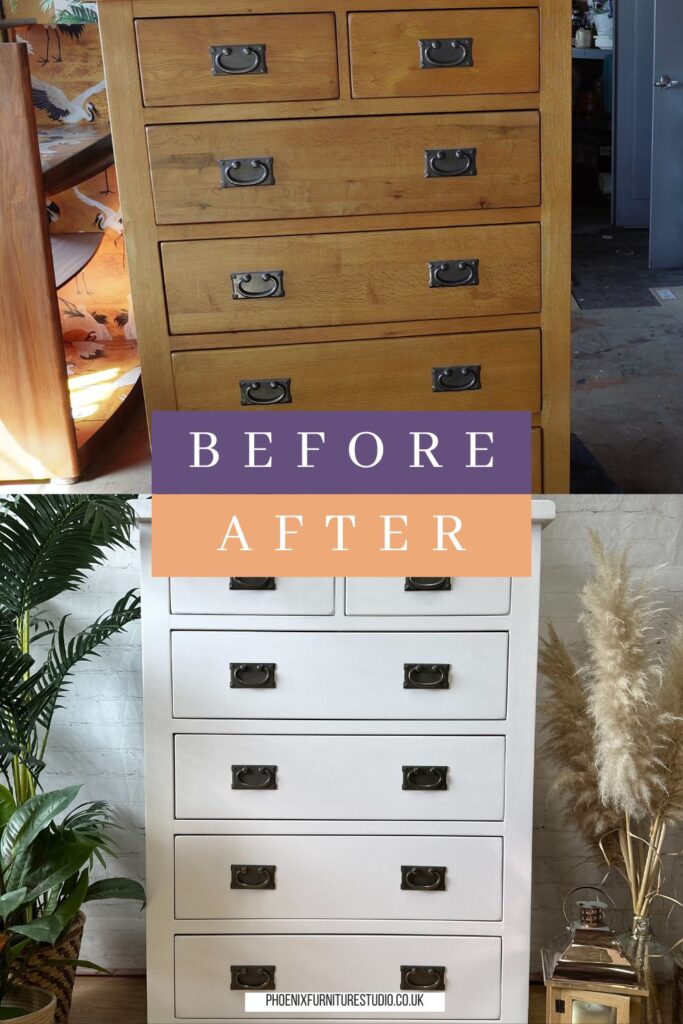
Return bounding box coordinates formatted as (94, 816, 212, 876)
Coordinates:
(72, 187, 123, 235)
(31, 76, 106, 124)
(37, 0, 98, 63)
(60, 297, 112, 344)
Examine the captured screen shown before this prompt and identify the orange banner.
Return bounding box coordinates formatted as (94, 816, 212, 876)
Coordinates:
(152, 494, 531, 577)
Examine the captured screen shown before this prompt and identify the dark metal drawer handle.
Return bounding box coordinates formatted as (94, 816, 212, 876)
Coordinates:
(230, 663, 277, 689)
(419, 36, 472, 69)
(401, 865, 447, 891)
(402, 765, 448, 791)
(428, 259, 479, 288)
(229, 577, 276, 590)
(240, 378, 292, 406)
(232, 764, 278, 789)
(232, 271, 284, 300)
(230, 965, 276, 990)
(219, 157, 274, 188)
(405, 577, 451, 591)
(404, 663, 450, 689)
(231, 864, 276, 890)
(432, 364, 481, 393)
(425, 147, 477, 178)
(401, 965, 446, 991)
(211, 44, 267, 76)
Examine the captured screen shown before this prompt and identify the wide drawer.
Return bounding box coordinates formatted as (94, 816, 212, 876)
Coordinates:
(175, 834, 503, 921)
(174, 734, 506, 821)
(135, 14, 339, 107)
(349, 8, 539, 100)
(345, 577, 511, 616)
(175, 934, 502, 1020)
(162, 223, 541, 335)
(170, 577, 334, 616)
(146, 111, 540, 225)
(172, 329, 541, 413)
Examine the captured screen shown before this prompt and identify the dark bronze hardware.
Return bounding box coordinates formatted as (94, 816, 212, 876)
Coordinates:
(230, 965, 276, 990)
(402, 765, 448, 791)
(424, 147, 477, 178)
(404, 577, 451, 591)
(219, 156, 274, 188)
(231, 864, 276, 890)
(239, 378, 292, 406)
(403, 663, 450, 689)
(555, 1000, 566, 1014)
(230, 663, 277, 689)
(419, 37, 472, 69)
(210, 44, 267, 76)
(400, 965, 446, 991)
(229, 577, 276, 590)
(232, 764, 278, 790)
(232, 270, 284, 300)
(428, 259, 479, 288)
(401, 865, 447, 891)
(432, 364, 481, 393)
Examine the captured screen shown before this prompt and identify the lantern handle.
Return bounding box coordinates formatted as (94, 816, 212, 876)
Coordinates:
(562, 885, 617, 926)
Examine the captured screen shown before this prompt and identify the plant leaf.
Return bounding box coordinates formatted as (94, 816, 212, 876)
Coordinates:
(0, 786, 79, 865)
(84, 877, 146, 907)
(0, 785, 16, 829)
(10, 868, 89, 945)
(0, 887, 28, 922)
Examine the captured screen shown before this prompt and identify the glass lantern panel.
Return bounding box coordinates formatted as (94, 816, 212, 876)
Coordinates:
(571, 1000, 618, 1024)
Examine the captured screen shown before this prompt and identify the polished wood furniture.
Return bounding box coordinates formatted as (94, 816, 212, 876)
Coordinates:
(99, 0, 571, 491)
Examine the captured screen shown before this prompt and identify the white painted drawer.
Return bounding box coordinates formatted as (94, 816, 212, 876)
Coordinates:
(172, 631, 508, 720)
(345, 578, 511, 616)
(174, 734, 505, 821)
(170, 577, 334, 616)
(175, 834, 503, 921)
(175, 934, 502, 1020)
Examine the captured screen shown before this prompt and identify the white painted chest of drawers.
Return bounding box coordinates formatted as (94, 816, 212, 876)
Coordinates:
(139, 501, 552, 1023)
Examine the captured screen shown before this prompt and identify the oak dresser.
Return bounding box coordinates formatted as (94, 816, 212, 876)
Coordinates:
(138, 500, 553, 1023)
(98, 0, 571, 491)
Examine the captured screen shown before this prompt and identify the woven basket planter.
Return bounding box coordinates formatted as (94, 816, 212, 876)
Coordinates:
(0, 985, 57, 1024)
(11, 913, 85, 1024)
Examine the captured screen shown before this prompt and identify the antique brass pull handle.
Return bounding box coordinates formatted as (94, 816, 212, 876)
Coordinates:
(231, 864, 276, 890)
(424, 147, 477, 178)
(404, 577, 452, 591)
(231, 270, 284, 300)
(229, 577, 276, 590)
(230, 663, 277, 689)
(401, 865, 447, 891)
(428, 259, 479, 288)
(419, 37, 473, 69)
(210, 44, 267, 76)
(232, 764, 278, 790)
(401, 965, 446, 990)
(402, 765, 448, 791)
(230, 965, 276, 990)
(432, 364, 481, 393)
(219, 157, 274, 188)
(240, 379, 292, 406)
(404, 663, 451, 689)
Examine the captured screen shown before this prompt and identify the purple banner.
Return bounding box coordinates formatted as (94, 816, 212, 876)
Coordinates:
(152, 411, 531, 494)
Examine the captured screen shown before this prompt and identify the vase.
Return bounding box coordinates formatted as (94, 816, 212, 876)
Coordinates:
(0, 986, 57, 1024)
(10, 913, 85, 1024)
(626, 916, 670, 1024)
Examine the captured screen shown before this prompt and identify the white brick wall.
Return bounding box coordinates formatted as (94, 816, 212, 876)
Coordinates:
(36, 496, 683, 973)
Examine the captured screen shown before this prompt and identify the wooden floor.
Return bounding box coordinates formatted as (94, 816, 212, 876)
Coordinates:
(70, 977, 548, 1022)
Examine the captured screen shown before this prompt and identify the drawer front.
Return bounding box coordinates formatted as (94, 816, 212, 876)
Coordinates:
(175, 933, 502, 1020)
(147, 111, 540, 225)
(175, 834, 503, 921)
(174, 734, 505, 821)
(172, 329, 541, 413)
(349, 8, 539, 100)
(345, 577, 511, 616)
(135, 14, 339, 107)
(170, 577, 334, 616)
(162, 223, 541, 335)
(172, 631, 508, 720)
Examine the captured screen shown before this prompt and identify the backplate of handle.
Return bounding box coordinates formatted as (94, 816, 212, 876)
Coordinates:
(219, 156, 274, 188)
(428, 259, 479, 288)
(403, 663, 450, 689)
(239, 378, 292, 406)
(402, 765, 448, 791)
(405, 577, 452, 591)
(231, 864, 277, 890)
(229, 577, 276, 590)
(232, 764, 278, 790)
(432, 364, 481, 393)
(424, 147, 477, 178)
(401, 965, 446, 991)
(419, 37, 473, 69)
(401, 865, 447, 891)
(230, 965, 276, 990)
(230, 663, 277, 689)
(232, 270, 284, 300)
(210, 43, 267, 76)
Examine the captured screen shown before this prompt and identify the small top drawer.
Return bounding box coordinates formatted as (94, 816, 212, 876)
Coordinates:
(349, 8, 539, 99)
(135, 14, 339, 107)
(170, 577, 334, 616)
(346, 577, 511, 616)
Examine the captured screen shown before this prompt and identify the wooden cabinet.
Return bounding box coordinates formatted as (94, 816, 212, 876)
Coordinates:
(138, 502, 553, 1024)
(99, 0, 570, 489)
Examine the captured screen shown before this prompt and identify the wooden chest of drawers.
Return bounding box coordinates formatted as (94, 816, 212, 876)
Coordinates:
(98, 0, 570, 491)
(139, 501, 553, 1023)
